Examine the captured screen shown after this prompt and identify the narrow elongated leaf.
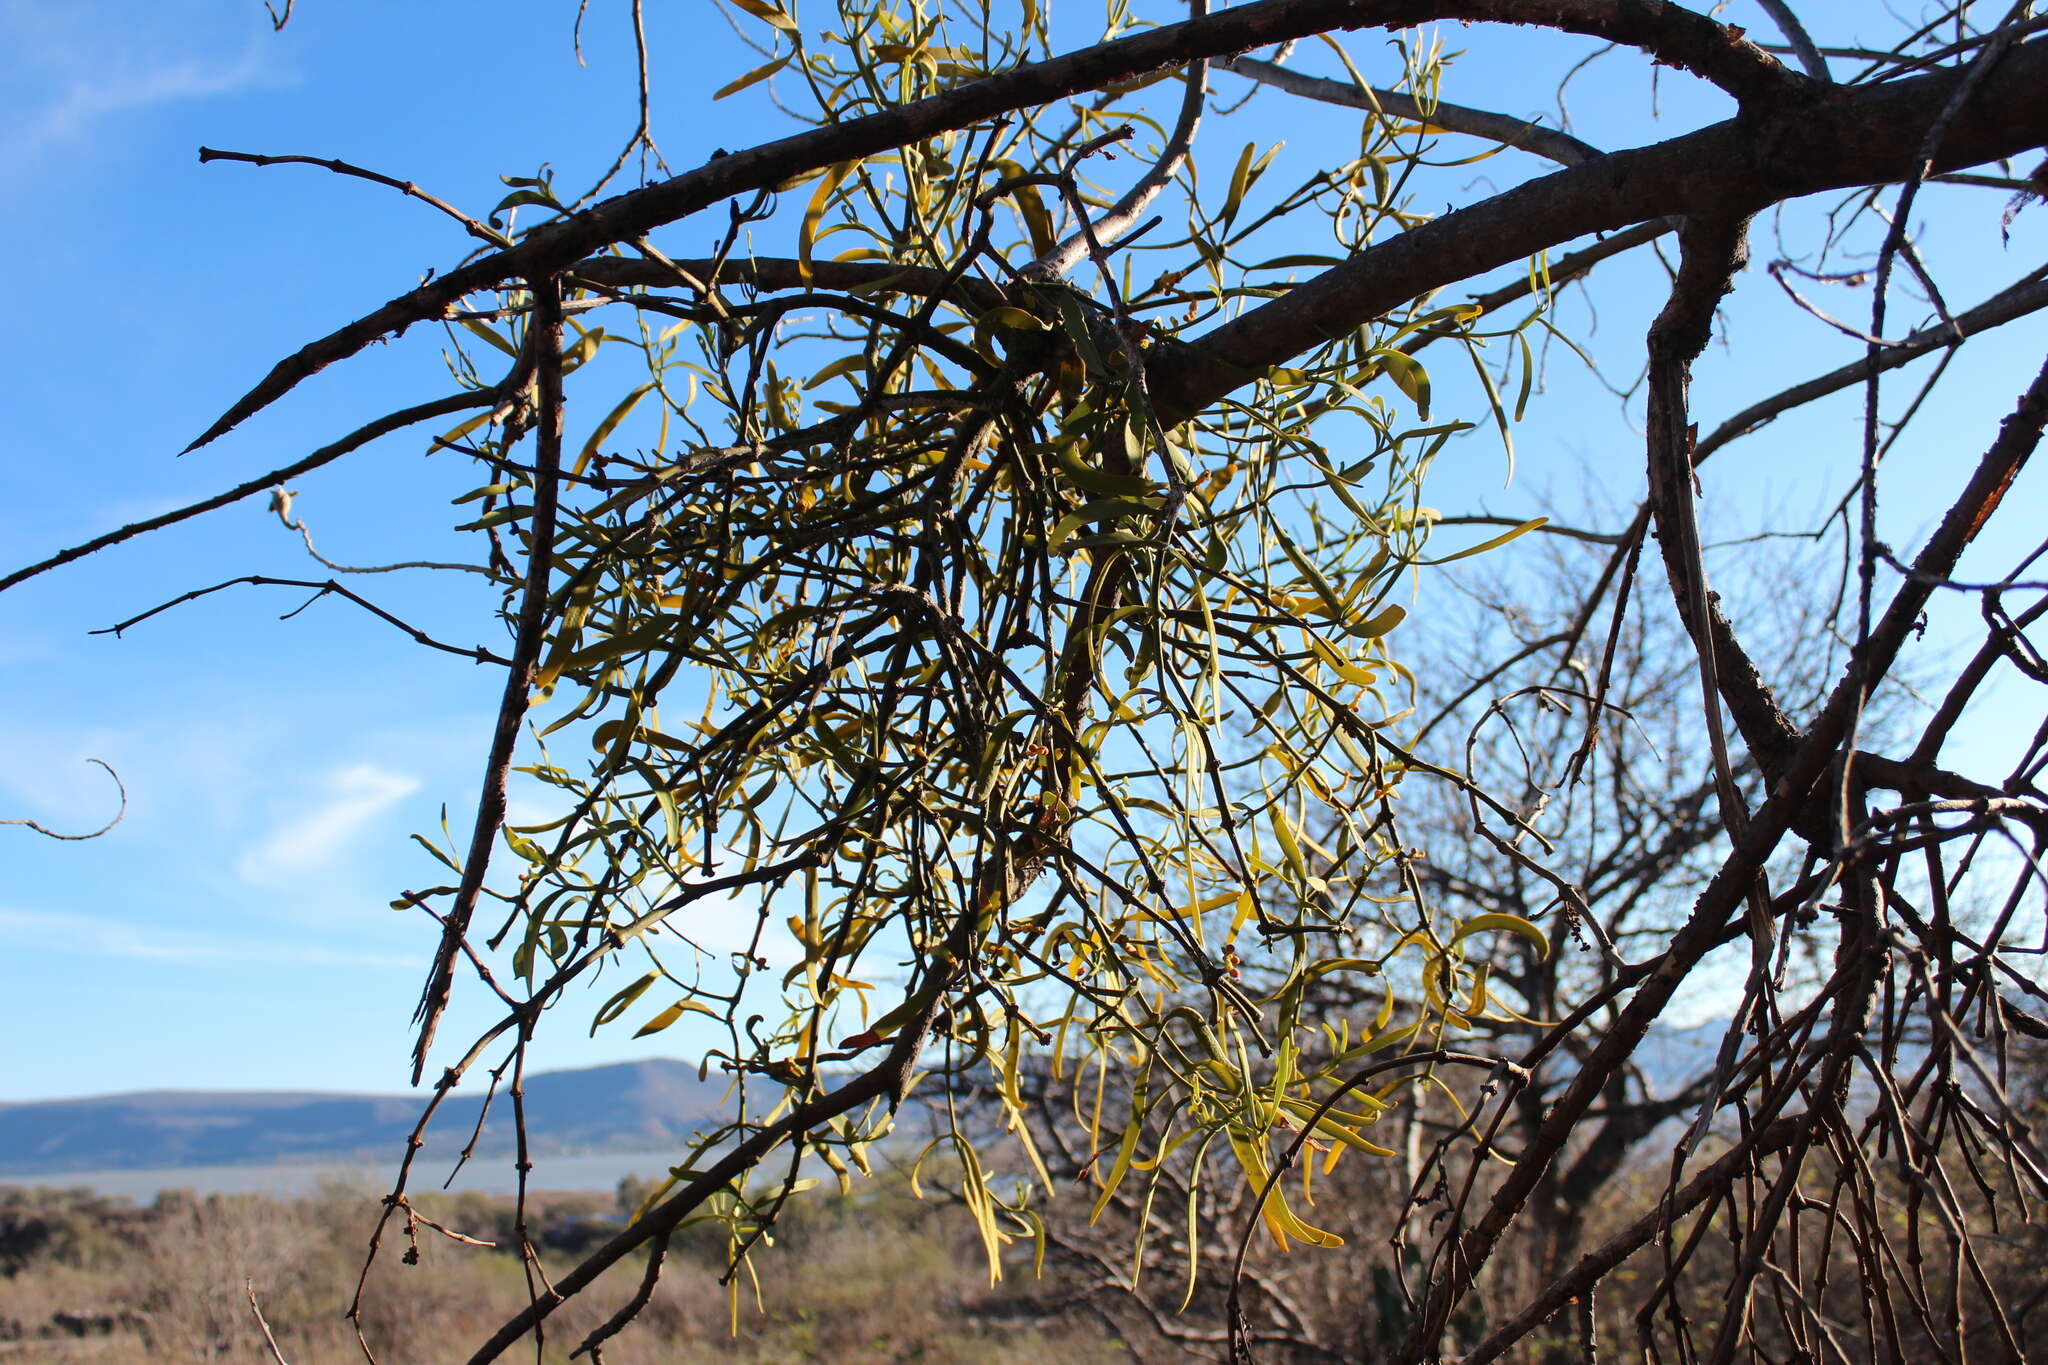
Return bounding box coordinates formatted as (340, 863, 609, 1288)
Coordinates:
(714, 52, 791, 99)
(799, 161, 858, 284)
(634, 997, 718, 1038)
(1418, 517, 1548, 565)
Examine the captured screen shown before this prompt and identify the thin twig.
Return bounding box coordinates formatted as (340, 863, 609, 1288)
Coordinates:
(0, 759, 126, 841)
(1754, 0, 1832, 81)
(90, 575, 511, 666)
(199, 147, 508, 247)
(269, 487, 494, 575)
(1695, 265, 2048, 460)
(0, 388, 505, 597)
(1852, 0, 2037, 841)
(1219, 55, 1603, 166)
(246, 1280, 291, 1365)
(570, 0, 669, 207)
(1029, 0, 1209, 283)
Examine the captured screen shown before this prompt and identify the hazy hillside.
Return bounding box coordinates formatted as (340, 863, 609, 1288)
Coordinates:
(1, 1025, 1734, 1179)
(0, 1059, 734, 1176)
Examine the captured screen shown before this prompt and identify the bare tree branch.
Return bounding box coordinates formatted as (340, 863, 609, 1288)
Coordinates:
(1218, 55, 1603, 165)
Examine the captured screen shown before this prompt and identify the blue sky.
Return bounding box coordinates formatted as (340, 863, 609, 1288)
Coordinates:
(3, 0, 2042, 1103)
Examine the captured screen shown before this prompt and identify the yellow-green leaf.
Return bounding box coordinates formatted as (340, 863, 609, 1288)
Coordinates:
(1352, 603, 1407, 638)
(591, 972, 659, 1035)
(634, 997, 719, 1038)
(575, 381, 653, 476)
(1222, 141, 1257, 223)
(713, 52, 791, 99)
(1454, 912, 1551, 958)
(459, 318, 519, 357)
(1372, 348, 1431, 416)
(727, 0, 798, 32)
(799, 161, 858, 284)
(804, 354, 868, 390)
(1420, 518, 1549, 565)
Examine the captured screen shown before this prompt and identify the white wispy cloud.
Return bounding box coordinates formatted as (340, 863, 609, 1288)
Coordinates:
(0, 2, 293, 164)
(23, 48, 274, 147)
(0, 905, 411, 969)
(237, 762, 422, 886)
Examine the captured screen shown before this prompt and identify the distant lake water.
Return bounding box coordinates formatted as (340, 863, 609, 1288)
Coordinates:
(2, 1148, 694, 1202)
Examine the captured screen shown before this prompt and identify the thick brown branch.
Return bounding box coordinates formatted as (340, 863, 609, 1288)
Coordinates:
(185, 0, 1801, 453)
(412, 276, 568, 1083)
(1643, 215, 1800, 796)
(1155, 42, 2048, 417)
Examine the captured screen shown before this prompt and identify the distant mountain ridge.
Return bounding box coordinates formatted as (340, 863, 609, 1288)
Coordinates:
(2, 1024, 1739, 1180)
(0, 1059, 732, 1177)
